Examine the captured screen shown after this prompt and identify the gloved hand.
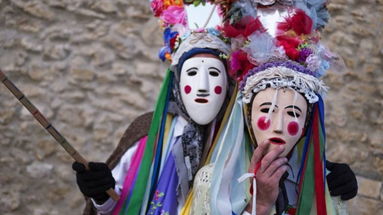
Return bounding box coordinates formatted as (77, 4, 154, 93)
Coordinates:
(72, 162, 116, 204)
(326, 160, 358, 200)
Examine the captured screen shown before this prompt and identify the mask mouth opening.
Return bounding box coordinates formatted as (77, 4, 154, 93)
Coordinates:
(195, 98, 209, 103)
(269, 137, 286, 145)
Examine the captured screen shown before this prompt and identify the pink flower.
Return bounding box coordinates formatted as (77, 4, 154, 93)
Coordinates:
(151, 0, 164, 17)
(161, 6, 187, 26)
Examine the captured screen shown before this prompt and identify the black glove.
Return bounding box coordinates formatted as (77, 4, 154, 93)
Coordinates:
(72, 162, 116, 204)
(326, 160, 358, 200)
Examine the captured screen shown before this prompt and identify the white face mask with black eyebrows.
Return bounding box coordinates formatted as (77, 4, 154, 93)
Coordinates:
(251, 87, 308, 157)
(179, 55, 228, 125)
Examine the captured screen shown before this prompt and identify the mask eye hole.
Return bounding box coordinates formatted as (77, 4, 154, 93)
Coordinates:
(209, 71, 219, 77)
(187, 71, 197, 76)
(287, 111, 300, 118)
(260, 108, 270, 113)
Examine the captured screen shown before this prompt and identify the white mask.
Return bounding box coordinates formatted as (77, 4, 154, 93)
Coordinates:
(251, 88, 308, 157)
(179, 56, 228, 125)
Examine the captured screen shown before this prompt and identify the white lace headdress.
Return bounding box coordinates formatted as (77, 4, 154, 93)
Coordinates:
(240, 61, 328, 104)
(171, 31, 231, 67)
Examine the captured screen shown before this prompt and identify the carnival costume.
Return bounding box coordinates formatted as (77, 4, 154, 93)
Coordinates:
(73, 1, 357, 215)
(186, 1, 350, 215)
(79, 1, 238, 214)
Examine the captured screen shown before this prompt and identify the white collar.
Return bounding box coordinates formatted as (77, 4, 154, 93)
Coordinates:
(173, 116, 188, 137)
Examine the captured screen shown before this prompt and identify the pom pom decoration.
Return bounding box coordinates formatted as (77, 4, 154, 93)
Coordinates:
(277, 9, 313, 35)
(229, 50, 255, 81)
(245, 31, 285, 65)
(158, 28, 179, 61)
(220, 16, 266, 38)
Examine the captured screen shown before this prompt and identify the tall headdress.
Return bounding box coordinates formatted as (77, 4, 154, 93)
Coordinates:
(111, 1, 234, 215)
(210, 1, 341, 215)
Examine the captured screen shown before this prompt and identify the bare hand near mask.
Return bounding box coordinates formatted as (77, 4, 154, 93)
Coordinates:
(245, 140, 288, 215)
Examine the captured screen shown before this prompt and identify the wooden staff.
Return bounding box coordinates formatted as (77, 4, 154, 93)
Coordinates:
(0, 70, 120, 201)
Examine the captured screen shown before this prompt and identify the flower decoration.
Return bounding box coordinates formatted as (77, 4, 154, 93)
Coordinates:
(252, 0, 294, 6)
(159, 28, 179, 61)
(275, 9, 313, 60)
(151, 0, 183, 17)
(245, 31, 285, 64)
(163, 0, 183, 7)
(229, 50, 255, 81)
(151, 0, 165, 17)
(161, 6, 187, 26)
(294, 0, 329, 29)
(220, 16, 265, 39)
(297, 47, 312, 64)
(220, 2, 337, 81)
(277, 9, 313, 36)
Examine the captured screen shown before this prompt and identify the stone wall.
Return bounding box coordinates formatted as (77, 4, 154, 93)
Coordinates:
(0, 0, 381, 214)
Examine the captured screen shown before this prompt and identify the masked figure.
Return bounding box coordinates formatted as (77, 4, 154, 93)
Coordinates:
(240, 61, 332, 215)
(187, 1, 357, 215)
(72, 1, 357, 215)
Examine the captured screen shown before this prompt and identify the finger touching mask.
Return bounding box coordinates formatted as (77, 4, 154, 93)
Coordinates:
(180, 54, 228, 125)
(251, 88, 308, 157)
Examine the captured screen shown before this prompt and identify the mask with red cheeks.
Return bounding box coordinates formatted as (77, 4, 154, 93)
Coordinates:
(250, 87, 308, 157)
(179, 53, 228, 125)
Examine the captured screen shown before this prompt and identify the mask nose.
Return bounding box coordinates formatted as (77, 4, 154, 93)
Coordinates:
(273, 112, 284, 134)
(198, 67, 209, 93)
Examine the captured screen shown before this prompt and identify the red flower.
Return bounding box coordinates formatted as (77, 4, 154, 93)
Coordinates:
(276, 35, 301, 60)
(220, 16, 265, 38)
(277, 9, 313, 35)
(169, 35, 178, 50)
(229, 50, 255, 81)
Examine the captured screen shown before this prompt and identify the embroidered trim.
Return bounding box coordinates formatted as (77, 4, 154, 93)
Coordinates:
(241, 66, 328, 104)
(171, 32, 231, 66)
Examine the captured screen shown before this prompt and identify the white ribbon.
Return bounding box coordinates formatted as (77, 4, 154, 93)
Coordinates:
(238, 173, 257, 215)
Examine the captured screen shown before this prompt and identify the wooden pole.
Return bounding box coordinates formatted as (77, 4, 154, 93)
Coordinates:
(0, 70, 120, 201)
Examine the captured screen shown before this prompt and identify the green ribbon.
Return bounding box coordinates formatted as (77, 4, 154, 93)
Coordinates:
(121, 69, 172, 214)
(296, 108, 326, 215)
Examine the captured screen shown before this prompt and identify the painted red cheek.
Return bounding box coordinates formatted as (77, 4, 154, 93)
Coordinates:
(214, 86, 222, 94)
(257, 116, 270, 130)
(184, 85, 191, 94)
(288, 121, 299, 136)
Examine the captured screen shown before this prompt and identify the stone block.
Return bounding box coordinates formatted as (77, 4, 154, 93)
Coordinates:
(43, 44, 70, 60)
(11, 0, 55, 20)
(35, 139, 57, 159)
(91, 48, 115, 67)
(41, 26, 72, 41)
(27, 65, 47, 81)
(357, 176, 382, 199)
(57, 105, 86, 127)
(20, 38, 43, 52)
(140, 17, 163, 46)
(69, 68, 95, 81)
(102, 34, 139, 60)
(348, 195, 383, 215)
(91, 1, 118, 13)
(0, 109, 15, 125)
(0, 188, 20, 211)
(135, 61, 159, 77)
(69, 7, 106, 19)
(26, 161, 53, 178)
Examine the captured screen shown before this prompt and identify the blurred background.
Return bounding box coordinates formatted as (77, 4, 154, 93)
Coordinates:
(0, 0, 382, 214)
